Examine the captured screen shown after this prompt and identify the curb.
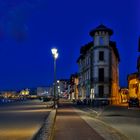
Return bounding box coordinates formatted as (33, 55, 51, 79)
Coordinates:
(74, 108, 129, 140)
(32, 109, 57, 140)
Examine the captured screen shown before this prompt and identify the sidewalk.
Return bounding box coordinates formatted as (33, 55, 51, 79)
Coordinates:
(53, 100, 104, 140)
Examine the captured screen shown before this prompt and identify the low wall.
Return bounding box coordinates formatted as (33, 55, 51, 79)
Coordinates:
(33, 109, 57, 140)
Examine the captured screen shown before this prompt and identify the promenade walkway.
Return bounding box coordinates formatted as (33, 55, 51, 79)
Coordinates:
(53, 100, 104, 140)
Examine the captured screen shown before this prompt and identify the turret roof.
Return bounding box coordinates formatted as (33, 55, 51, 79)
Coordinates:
(89, 24, 113, 36)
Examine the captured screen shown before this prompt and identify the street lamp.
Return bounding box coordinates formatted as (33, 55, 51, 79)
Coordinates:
(51, 48, 59, 108)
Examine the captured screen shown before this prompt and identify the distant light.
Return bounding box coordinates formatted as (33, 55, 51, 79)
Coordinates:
(57, 80, 60, 83)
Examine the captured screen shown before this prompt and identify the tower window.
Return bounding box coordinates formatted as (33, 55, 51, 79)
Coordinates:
(99, 51, 104, 61)
(98, 85, 104, 97)
(99, 37, 104, 45)
(98, 68, 104, 82)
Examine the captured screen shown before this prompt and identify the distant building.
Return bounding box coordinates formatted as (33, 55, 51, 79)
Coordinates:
(69, 73, 79, 100)
(77, 24, 120, 104)
(56, 79, 69, 98)
(128, 73, 139, 98)
(119, 88, 129, 103)
(20, 88, 30, 96)
(128, 39, 140, 100)
(0, 90, 18, 98)
(37, 86, 52, 97)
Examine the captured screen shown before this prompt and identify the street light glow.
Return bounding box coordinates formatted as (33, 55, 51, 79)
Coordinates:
(54, 52, 58, 59)
(51, 48, 57, 55)
(51, 48, 58, 59)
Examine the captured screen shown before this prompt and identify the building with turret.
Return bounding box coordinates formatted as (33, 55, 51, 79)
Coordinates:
(77, 24, 120, 104)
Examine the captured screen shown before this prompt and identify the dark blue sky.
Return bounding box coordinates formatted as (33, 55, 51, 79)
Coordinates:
(0, 0, 139, 90)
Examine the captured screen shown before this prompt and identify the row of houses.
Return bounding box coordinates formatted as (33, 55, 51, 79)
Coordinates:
(69, 24, 140, 105)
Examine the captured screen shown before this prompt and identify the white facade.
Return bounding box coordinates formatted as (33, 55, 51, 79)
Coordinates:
(77, 24, 120, 103)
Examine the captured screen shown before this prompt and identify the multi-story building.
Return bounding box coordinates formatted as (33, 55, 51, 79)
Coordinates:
(37, 86, 52, 97)
(128, 37, 140, 100)
(77, 42, 92, 100)
(69, 73, 79, 100)
(56, 79, 69, 98)
(128, 73, 139, 98)
(77, 24, 120, 104)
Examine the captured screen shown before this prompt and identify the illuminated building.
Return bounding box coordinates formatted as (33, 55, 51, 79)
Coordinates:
(37, 87, 52, 97)
(128, 73, 139, 99)
(69, 73, 79, 100)
(128, 37, 140, 100)
(56, 79, 69, 98)
(77, 24, 120, 104)
(20, 88, 30, 96)
(119, 88, 129, 103)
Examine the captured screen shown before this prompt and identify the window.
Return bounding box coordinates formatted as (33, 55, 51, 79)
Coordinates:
(99, 37, 104, 45)
(98, 85, 104, 97)
(99, 51, 104, 61)
(98, 68, 104, 82)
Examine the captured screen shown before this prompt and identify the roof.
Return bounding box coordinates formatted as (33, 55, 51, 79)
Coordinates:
(89, 24, 113, 37)
(80, 41, 93, 54)
(109, 41, 120, 62)
(127, 72, 139, 81)
(77, 55, 84, 63)
(77, 42, 93, 63)
(77, 41, 120, 63)
(70, 73, 78, 78)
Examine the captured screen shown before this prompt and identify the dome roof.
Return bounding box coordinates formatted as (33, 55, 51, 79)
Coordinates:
(89, 24, 113, 36)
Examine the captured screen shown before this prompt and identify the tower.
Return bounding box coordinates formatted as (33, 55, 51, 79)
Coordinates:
(89, 24, 119, 104)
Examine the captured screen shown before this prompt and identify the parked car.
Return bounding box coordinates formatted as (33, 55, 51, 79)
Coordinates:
(128, 98, 139, 107)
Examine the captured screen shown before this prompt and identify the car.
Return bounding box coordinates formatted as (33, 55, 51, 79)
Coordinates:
(128, 98, 139, 107)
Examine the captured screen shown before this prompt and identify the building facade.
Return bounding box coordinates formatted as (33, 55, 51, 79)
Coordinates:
(128, 73, 140, 99)
(77, 24, 120, 104)
(69, 73, 79, 100)
(56, 79, 69, 98)
(37, 86, 52, 97)
(128, 37, 140, 100)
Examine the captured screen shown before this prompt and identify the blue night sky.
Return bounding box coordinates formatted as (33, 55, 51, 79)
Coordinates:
(0, 0, 139, 90)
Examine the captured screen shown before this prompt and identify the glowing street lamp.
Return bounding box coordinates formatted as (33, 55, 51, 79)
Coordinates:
(51, 48, 59, 108)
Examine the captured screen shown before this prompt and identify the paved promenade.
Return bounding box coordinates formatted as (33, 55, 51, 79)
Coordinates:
(53, 100, 104, 140)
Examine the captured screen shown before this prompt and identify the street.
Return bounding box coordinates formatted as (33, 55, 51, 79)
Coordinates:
(95, 105, 140, 140)
(0, 100, 50, 140)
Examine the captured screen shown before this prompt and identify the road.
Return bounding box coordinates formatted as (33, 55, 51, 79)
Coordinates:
(95, 106, 140, 140)
(0, 100, 51, 140)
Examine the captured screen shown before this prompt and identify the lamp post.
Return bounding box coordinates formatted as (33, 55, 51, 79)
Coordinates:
(51, 48, 59, 108)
